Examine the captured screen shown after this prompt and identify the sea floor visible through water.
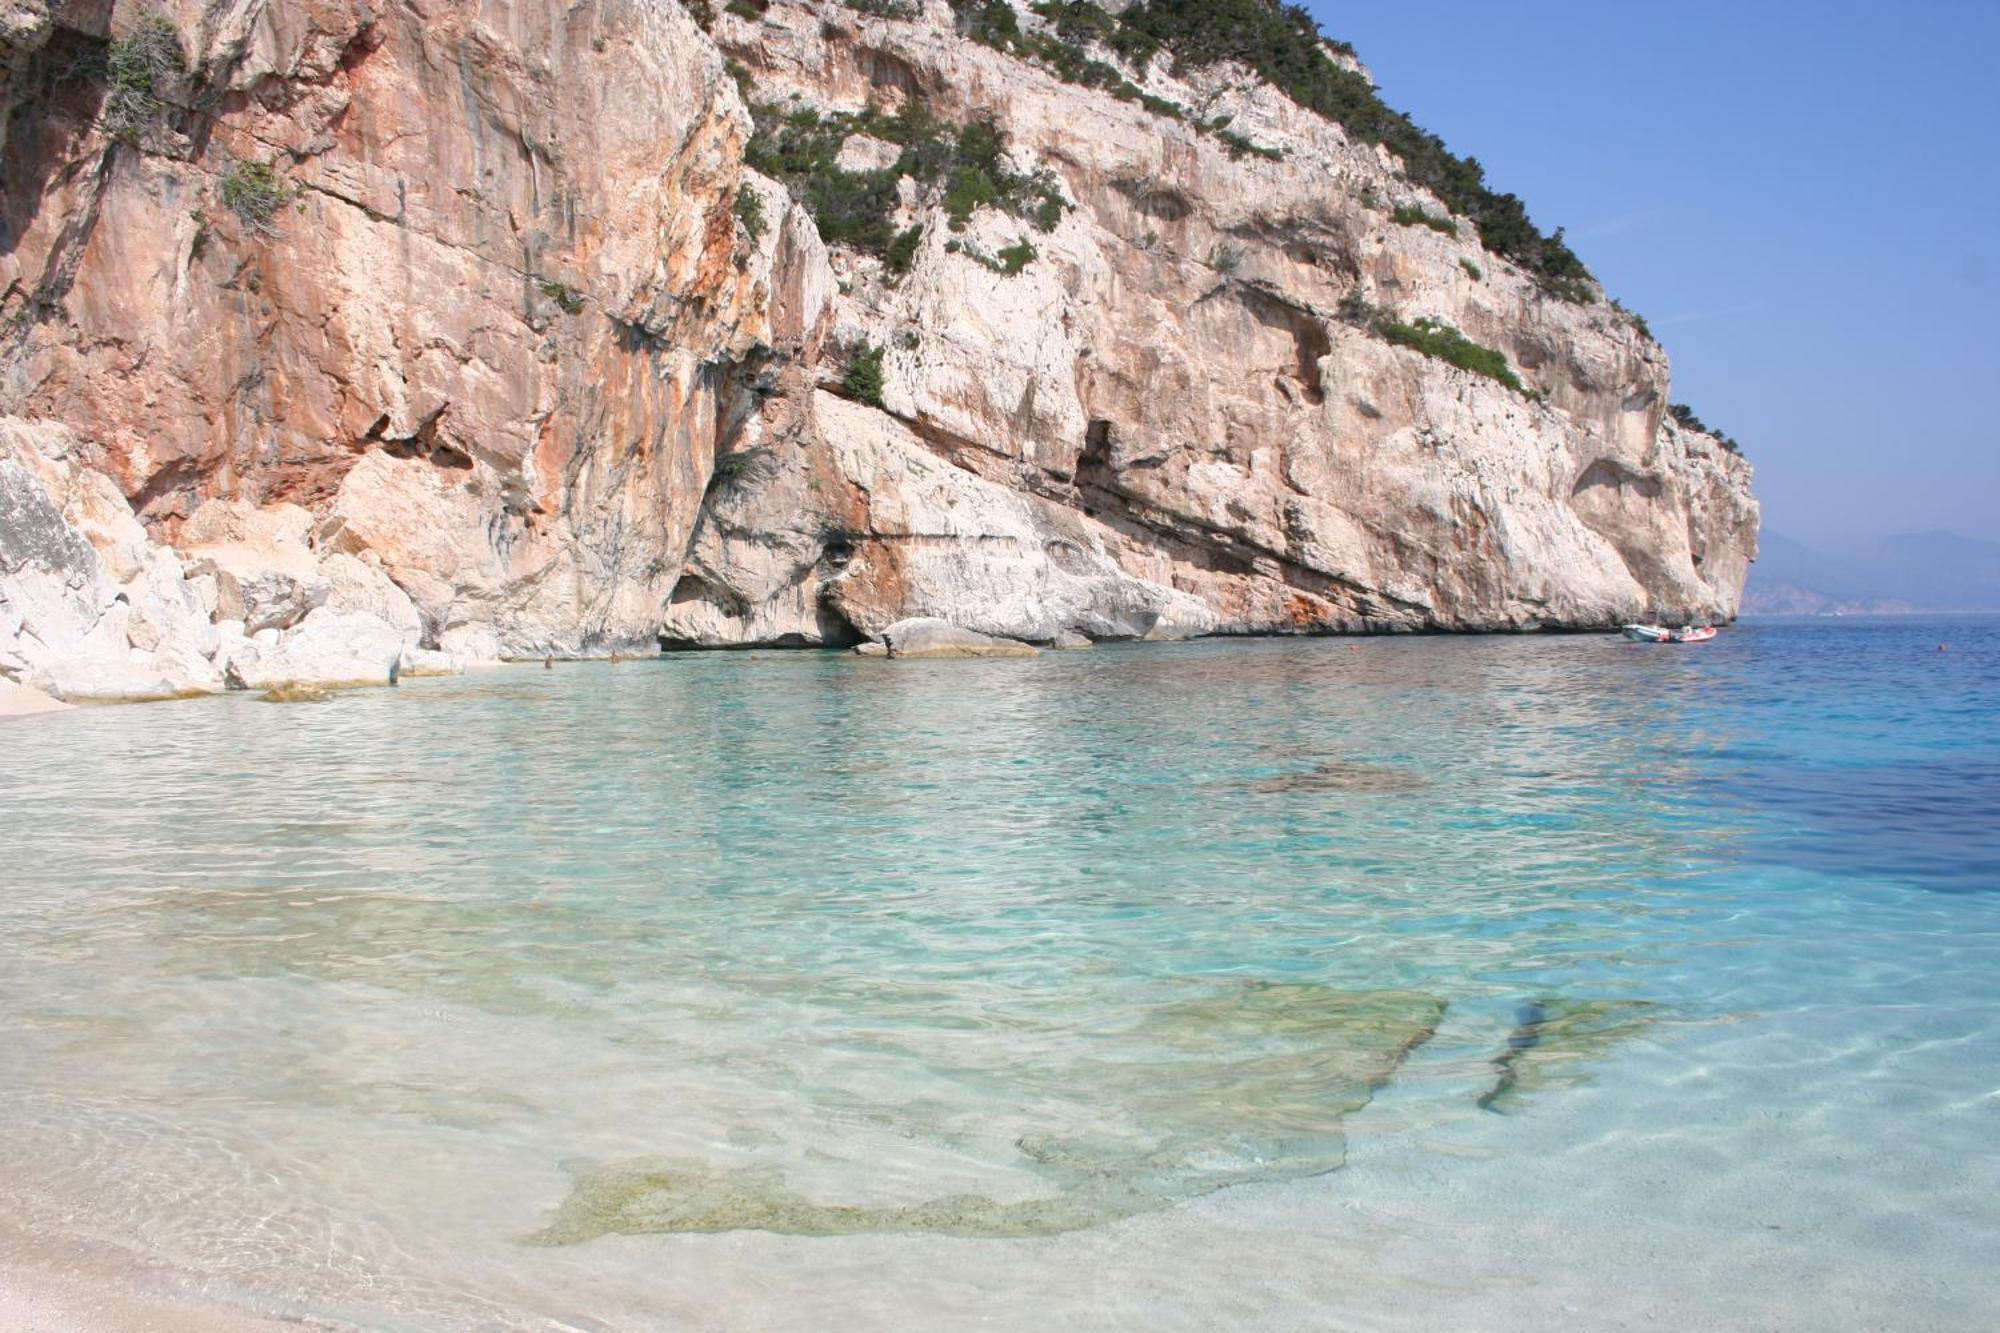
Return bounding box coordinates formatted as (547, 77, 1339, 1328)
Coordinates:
(1, 617, 1995, 1330)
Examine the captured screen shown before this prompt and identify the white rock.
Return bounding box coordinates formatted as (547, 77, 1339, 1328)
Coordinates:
(321, 552, 424, 644)
(437, 623, 505, 663)
(881, 618, 1038, 659)
(835, 134, 902, 173)
(221, 608, 408, 691)
(0, 0, 1759, 668)
(0, 418, 223, 702)
(178, 499, 329, 634)
(0, 677, 70, 717)
(396, 646, 466, 678)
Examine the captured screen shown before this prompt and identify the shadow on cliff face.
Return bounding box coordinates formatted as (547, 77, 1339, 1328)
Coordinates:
(1, 26, 111, 269)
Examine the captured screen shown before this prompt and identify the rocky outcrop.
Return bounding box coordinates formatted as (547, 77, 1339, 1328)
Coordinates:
(0, 414, 471, 702)
(1, 0, 1756, 702)
(871, 616, 1038, 659)
(1, 417, 223, 699)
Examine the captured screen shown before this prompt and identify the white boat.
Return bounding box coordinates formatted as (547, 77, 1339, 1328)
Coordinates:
(1622, 623, 1718, 644)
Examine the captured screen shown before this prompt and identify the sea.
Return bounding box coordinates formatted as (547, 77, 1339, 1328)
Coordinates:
(1, 615, 1994, 1330)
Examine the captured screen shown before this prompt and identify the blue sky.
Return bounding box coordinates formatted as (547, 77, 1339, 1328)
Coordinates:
(1303, 1, 2000, 553)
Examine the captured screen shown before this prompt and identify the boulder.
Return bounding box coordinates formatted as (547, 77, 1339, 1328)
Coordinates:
(320, 553, 424, 644)
(437, 623, 506, 663)
(835, 134, 901, 173)
(396, 647, 467, 678)
(0, 419, 223, 701)
(178, 500, 328, 634)
(1051, 630, 1094, 650)
(221, 608, 407, 691)
(880, 618, 1038, 659)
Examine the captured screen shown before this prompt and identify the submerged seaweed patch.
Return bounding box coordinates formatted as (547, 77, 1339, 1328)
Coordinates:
(527, 982, 1446, 1243)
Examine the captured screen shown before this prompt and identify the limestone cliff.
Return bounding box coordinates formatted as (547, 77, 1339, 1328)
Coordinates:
(1, 0, 1756, 698)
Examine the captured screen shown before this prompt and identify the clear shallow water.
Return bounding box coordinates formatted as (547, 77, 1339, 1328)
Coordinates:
(0, 618, 1995, 1328)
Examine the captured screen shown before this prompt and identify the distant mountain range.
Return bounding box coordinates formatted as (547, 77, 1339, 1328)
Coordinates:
(1744, 530, 2000, 614)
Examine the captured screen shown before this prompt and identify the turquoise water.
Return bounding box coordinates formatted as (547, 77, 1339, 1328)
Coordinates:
(0, 618, 1995, 1328)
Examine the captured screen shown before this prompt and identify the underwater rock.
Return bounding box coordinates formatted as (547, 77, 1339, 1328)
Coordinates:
(529, 982, 1446, 1244)
(1478, 997, 1660, 1113)
(257, 684, 332, 704)
(525, 1160, 1125, 1246)
(1253, 760, 1430, 794)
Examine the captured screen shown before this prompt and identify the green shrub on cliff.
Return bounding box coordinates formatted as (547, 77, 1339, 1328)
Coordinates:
(1340, 288, 1529, 393)
(1212, 124, 1284, 161)
(220, 160, 295, 234)
(102, 9, 185, 143)
(539, 280, 585, 315)
(963, 238, 1039, 276)
(745, 100, 1066, 258)
(708, 448, 775, 495)
(844, 343, 887, 407)
(996, 239, 1037, 275)
(734, 184, 768, 241)
(1393, 203, 1458, 237)
(886, 224, 924, 274)
(1375, 316, 1523, 393)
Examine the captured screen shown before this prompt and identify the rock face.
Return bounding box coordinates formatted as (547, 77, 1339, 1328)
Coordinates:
(1, 0, 1756, 700)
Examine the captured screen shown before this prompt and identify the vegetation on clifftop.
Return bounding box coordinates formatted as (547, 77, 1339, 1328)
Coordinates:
(949, 1, 1283, 159)
(1669, 403, 1744, 454)
(958, 0, 1596, 300)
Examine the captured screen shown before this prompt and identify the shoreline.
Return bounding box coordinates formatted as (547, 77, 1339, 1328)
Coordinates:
(4, 615, 1768, 722)
(0, 1221, 324, 1333)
